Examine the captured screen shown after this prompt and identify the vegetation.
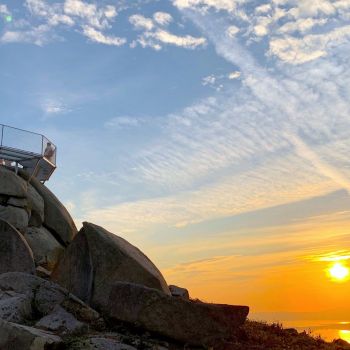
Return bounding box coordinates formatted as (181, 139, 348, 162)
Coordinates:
(215, 320, 350, 350)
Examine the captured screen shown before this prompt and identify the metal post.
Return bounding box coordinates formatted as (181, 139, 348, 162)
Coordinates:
(0, 125, 4, 147)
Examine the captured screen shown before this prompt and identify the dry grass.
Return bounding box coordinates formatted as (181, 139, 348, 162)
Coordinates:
(212, 320, 350, 350)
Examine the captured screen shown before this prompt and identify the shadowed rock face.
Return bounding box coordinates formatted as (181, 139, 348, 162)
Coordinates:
(51, 222, 171, 310)
(106, 282, 249, 346)
(27, 175, 77, 246)
(0, 166, 76, 272)
(0, 220, 35, 275)
(0, 319, 63, 350)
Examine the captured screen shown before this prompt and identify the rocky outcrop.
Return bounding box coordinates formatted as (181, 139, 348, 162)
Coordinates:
(0, 205, 29, 231)
(169, 285, 190, 300)
(105, 282, 249, 346)
(0, 220, 35, 275)
(0, 273, 101, 326)
(23, 226, 64, 271)
(27, 175, 77, 246)
(0, 166, 77, 272)
(70, 337, 138, 350)
(36, 305, 87, 335)
(0, 166, 27, 197)
(0, 319, 63, 349)
(0, 165, 250, 349)
(52, 222, 171, 310)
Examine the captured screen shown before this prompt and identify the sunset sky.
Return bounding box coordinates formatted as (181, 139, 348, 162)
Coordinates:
(1, 0, 350, 325)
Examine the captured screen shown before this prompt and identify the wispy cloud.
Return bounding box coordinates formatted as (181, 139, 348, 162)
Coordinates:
(104, 116, 144, 129)
(1, 0, 126, 46)
(72, 1, 350, 237)
(82, 25, 126, 46)
(129, 12, 206, 50)
(40, 98, 70, 119)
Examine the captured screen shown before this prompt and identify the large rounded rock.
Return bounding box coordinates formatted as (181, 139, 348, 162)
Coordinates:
(23, 226, 64, 271)
(26, 176, 77, 246)
(106, 282, 249, 346)
(52, 222, 170, 310)
(0, 166, 27, 198)
(0, 319, 63, 349)
(27, 184, 45, 227)
(0, 205, 29, 232)
(0, 220, 35, 275)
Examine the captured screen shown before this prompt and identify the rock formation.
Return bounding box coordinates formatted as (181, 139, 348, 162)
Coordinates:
(51, 222, 171, 309)
(0, 166, 77, 274)
(0, 166, 249, 349)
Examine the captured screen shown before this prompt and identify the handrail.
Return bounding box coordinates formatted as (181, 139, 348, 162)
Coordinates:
(0, 123, 46, 138)
(0, 123, 57, 165)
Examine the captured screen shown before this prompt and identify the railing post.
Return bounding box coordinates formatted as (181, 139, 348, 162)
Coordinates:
(0, 125, 3, 147)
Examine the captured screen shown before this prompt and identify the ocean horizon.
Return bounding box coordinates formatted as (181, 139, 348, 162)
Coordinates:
(251, 317, 350, 344)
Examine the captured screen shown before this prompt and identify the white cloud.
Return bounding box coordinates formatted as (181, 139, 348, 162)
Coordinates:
(129, 14, 154, 31)
(278, 18, 328, 34)
(1, 24, 53, 45)
(173, 0, 239, 12)
(228, 71, 241, 79)
(226, 25, 239, 37)
(130, 12, 207, 50)
(255, 4, 271, 14)
(269, 25, 350, 64)
(82, 25, 126, 46)
(64, 0, 117, 29)
(174, 0, 350, 65)
(153, 12, 173, 26)
(202, 74, 216, 86)
(1, 0, 124, 46)
(151, 29, 206, 48)
(0, 4, 10, 15)
(104, 116, 143, 129)
(26, 0, 75, 27)
(41, 98, 69, 118)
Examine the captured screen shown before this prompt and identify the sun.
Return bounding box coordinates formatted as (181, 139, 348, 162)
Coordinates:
(328, 262, 349, 281)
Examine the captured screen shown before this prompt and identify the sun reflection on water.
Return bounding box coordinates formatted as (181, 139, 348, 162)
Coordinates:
(339, 330, 350, 343)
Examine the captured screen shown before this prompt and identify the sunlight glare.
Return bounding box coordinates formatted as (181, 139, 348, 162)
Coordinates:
(328, 262, 349, 281)
(339, 330, 350, 344)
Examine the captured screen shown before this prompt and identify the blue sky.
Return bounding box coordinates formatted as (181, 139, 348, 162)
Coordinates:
(1, 0, 350, 317)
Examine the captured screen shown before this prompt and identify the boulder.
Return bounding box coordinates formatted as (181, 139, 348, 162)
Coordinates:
(0, 205, 29, 231)
(0, 167, 27, 198)
(27, 184, 45, 227)
(36, 305, 87, 335)
(0, 319, 63, 349)
(26, 176, 77, 245)
(69, 337, 137, 350)
(23, 226, 64, 270)
(52, 227, 93, 303)
(169, 285, 190, 300)
(106, 282, 249, 346)
(0, 273, 101, 326)
(0, 220, 35, 274)
(0, 292, 32, 323)
(52, 222, 170, 310)
(7, 197, 27, 208)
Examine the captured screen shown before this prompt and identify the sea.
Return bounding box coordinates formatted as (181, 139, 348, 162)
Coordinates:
(281, 320, 350, 343)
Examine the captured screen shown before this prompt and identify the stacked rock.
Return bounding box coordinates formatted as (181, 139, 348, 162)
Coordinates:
(0, 166, 77, 274)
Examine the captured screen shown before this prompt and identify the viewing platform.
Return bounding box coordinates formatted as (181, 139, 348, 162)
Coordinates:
(0, 124, 57, 182)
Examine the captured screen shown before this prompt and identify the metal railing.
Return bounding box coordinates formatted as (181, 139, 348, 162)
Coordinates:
(0, 123, 57, 165)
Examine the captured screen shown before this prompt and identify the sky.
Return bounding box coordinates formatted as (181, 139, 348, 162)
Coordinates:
(1, 0, 350, 328)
